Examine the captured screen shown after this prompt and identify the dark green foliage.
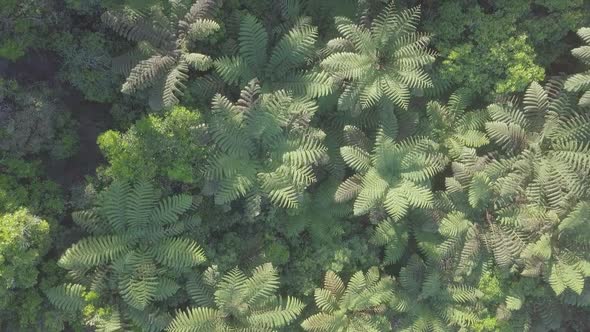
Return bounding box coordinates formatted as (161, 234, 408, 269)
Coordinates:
(422, 0, 588, 100)
(0, 79, 78, 160)
(52, 32, 119, 103)
(4, 1, 590, 331)
(0, 0, 59, 60)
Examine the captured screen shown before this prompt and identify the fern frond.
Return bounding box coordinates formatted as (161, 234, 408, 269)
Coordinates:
(239, 14, 269, 72)
(101, 11, 174, 48)
(183, 53, 213, 71)
(267, 23, 318, 80)
(341, 145, 371, 173)
(150, 194, 193, 225)
(248, 296, 305, 328)
(46, 283, 86, 312)
(122, 55, 176, 94)
(59, 236, 129, 269)
(152, 237, 206, 268)
(214, 56, 252, 86)
(167, 307, 221, 332)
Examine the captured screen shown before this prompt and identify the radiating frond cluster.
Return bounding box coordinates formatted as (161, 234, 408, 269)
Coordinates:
(391, 255, 483, 331)
(169, 263, 305, 331)
(322, 2, 436, 114)
(423, 92, 489, 158)
(104, 0, 220, 109)
(301, 268, 393, 331)
(48, 181, 205, 330)
(205, 79, 328, 208)
(482, 81, 590, 212)
(213, 14, 333, 98)
(336, 129, 447, 220)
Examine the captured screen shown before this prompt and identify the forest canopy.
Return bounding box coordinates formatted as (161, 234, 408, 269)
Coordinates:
(1, 0, 590, 331)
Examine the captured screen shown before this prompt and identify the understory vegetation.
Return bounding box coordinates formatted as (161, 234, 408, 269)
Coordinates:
(1, 0, 590, 331)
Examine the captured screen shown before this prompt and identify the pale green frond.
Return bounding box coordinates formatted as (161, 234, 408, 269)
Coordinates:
(239, 14, 269, 72)
(335, 174, 363, 203)
(167, 307, 221, 332)
(59, 236, 129, 269)
(324, 271, 345, 298)
(321, 52, 374, 80)
(372, 219, 409, 265)
(150, 194, 193, 224)
(248, 296, 305, 328)
(188, 18, 220, 40)
(99, 181, 131, 232)
(214, 56, 252, 86)
(161, 61, 189, 109)
(301, 312, 338, 331)
(265, 185, 299, 209)
(549, 262, 585, 296)
(242, 263, 280, 305)
(46, 283, 86, 312)
(353, 169, 388, 216)
(183, 53, 214, 71)
(284, 136, 328, 166)
(314, 288, 338, 313)
(152, 237, 206, 269)
(122, 55, 176, 94)
(267, 23, 318, 80)
(341, 145, 371, 173)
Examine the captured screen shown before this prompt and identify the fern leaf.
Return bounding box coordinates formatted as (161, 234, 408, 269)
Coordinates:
(150, 194, 193, 224)
(46, 283, 86, 312)
(122, 55, 176, 94)
(167, 307, 221, 332)
(59, 236, 129, 269)
(239, 14, 269, 72)
(152, 237, 206, 269)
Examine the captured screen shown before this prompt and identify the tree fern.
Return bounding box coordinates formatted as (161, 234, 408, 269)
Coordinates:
(301, 268, 393, 331)
(391, 255, 483, 331)
(336, 129, 446, 220)
(516, 203, 590, 296)
(421, 91, 489, 159)
(53, 181, 205, 330)
(321, 1, 435, 114)
(214, 14, 333, 98)
(482, 81, 590, 213)
(204, 79, 328, 209)
(170, 263, 305, 331)
(103, 0, 220, 110)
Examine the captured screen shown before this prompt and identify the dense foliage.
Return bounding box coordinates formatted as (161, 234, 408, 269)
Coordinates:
(2, 0, 590, 331)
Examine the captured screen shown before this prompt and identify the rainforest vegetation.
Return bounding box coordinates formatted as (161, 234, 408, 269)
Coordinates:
(2, 0, 590, 331)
